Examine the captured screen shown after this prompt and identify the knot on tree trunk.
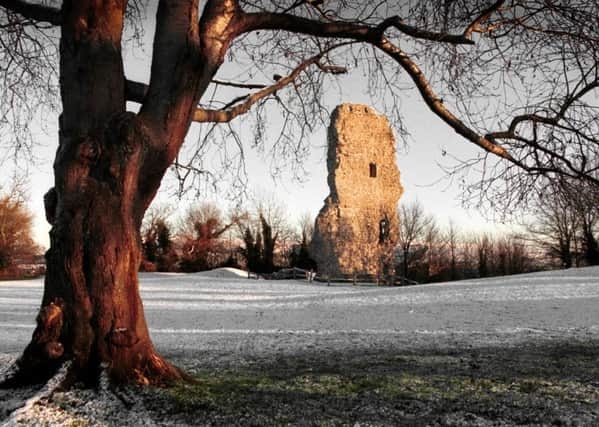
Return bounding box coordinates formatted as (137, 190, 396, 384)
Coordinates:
(105, 111, 144, 155)
(33, 300, 65, 359)
(43, 188, 57, 225)
(109, 327, 139, 348)
(77, 137, 101, 163)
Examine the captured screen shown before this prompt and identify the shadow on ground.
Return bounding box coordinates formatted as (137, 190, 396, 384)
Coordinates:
(140, 340, 599, 425)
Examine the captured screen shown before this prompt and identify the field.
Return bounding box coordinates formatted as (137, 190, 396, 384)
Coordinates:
(1, 266, 599, 425)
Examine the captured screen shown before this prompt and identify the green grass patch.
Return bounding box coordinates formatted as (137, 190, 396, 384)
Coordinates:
(165, 368, 599, 417)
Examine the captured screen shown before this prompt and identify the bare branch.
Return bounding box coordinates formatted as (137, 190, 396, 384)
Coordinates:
(374, 38, 517, 164)
(488, 82, 599, 138)
(193, 44, 350, 123)
(239, 10, 476, 45)
(378, 16, 474, 45)
(212, 79, 267, 89)
(0, 0, 62, 25)
(463, 0, 506, 39)
(125, 79, 147, 104)
(125, 78, 268, 105)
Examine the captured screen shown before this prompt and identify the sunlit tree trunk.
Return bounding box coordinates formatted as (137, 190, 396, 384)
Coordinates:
(5, 0, 217, 386)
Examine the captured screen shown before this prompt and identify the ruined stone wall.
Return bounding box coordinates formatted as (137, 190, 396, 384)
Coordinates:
(311, 104, 403, 277)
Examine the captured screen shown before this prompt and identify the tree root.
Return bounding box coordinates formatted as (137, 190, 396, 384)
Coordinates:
(2, 362, 72, 424)
(0, 359, 24, 389)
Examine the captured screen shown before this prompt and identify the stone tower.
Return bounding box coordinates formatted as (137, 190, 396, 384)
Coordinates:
(310, 104, 403, 277)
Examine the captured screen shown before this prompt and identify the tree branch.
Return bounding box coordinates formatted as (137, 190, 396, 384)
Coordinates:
(0, 0, 62, 25)
(125, 79, 147, 104)
(378, 16, 474, 45)
(212, 79, 267, 89)
(463, 0, 506, 39)
(488, 81, 599, 139)
(138, 0, 203, 146)
(126, 78, 269, 105)
(374, 38, 517, 164)
(238, 10, 475, 45)
(193, 46, 349, 123)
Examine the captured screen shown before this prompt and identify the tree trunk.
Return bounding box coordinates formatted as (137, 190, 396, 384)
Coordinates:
(5, 113, 184, 387)
(0, 1, 185, 387)
(1, 0, 231, 388)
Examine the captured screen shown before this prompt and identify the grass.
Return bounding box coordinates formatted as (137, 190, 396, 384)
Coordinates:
(166, 369, 599, 415)
(150, 344, 599, 424)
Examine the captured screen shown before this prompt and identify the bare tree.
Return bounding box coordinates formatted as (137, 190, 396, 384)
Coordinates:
(423, 219, 444, 281)
(495, 234, 531, 275)
(289, 212, 316, 270)
(475, 233, 493, 278)
(1, 0, 598, 387)
(0, 183, 40, 275)
(141, 205, 175, 271)
(398, 200, 432, 280)
(528, 177, 599, 267)
(177, 203, 235, 271)
(528, 181, 580, 268)
(236, 194, 292, 272)
(297, 212, 314, 246)
(564, 180, 599, 265)
(446, 220, 461, 281)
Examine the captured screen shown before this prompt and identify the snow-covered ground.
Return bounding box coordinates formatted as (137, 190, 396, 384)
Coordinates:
(1, 267, 599, 426)
(1, 266, 598, 360)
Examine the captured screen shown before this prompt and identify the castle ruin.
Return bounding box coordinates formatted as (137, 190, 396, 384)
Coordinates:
(310, 104, 403, 277)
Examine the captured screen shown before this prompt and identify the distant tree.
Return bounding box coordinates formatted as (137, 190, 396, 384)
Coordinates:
(528, 181, 580, 268)
(259, 213, 276, 273)
(0, 184, 40, 275)
(255, 194, 293, 266)
(565, 180, 599, 266)
(398, 201, 432, 280)
(290, 230, 317, 271)
(475, 234, 493, 278)
(289, 212, 316, 270)
(141, 208, 176, 272)
(495, 236, 510, 276)
(240, 224, 268, 273)
(446, 220, 460, 281)
(298, 212, 314, 246)
(422, 219, 444, 281)
(504, 235, 531, 275)
(236, 195, 293, 273)
(460, 234, 478, 279)
(178, 203, 235, 272)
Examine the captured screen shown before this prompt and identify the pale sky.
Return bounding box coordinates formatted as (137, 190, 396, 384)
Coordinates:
(23, 80, 513, 249)
(9, 5, 519, 249)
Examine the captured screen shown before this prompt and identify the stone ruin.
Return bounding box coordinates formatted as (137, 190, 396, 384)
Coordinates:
(310, 104, 403, 278)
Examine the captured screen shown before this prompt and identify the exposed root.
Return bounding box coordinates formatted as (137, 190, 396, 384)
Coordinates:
(0, 360, 21, 390)
(111, 350, 193, 386)
(0, 351, 63, 389)
(2, 362, 72, 425)
(98, 363, 135, 410)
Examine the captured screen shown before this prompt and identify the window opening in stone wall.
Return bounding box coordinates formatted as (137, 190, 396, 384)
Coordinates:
(379, 215, 389, 244)
(369, 162, 377, 177)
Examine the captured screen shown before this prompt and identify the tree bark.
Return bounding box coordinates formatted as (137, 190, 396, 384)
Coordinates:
(6, 111, 185, 387)
(1, 0, 192, 387)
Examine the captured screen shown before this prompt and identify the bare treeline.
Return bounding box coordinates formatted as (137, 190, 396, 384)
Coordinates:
(398, 201, 535, 283)
(138, 195, 596, 283)
(140, 196, 304, 274)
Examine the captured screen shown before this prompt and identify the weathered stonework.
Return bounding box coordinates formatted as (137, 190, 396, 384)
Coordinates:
(310, 104, 403, 277)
